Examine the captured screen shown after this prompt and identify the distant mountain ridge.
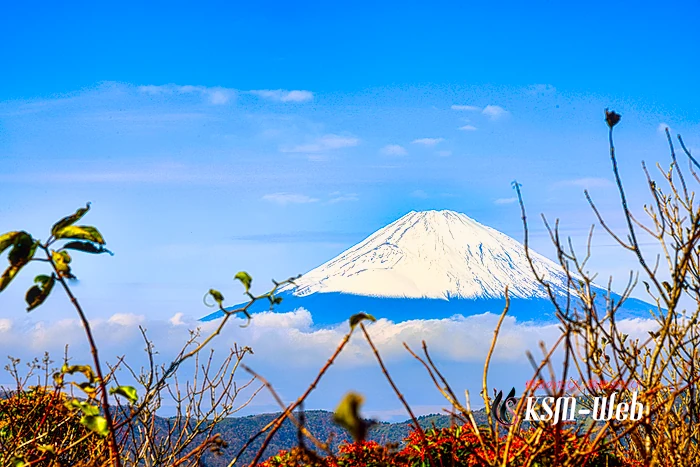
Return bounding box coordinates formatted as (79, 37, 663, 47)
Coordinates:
(165, 409, 474, 466)
(202, 210, 653, 324)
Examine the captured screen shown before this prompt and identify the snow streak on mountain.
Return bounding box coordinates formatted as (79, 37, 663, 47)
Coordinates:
(283, 210, 569, 300)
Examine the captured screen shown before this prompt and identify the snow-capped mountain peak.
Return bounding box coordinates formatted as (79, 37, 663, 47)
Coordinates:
(284, 210, 570, 300)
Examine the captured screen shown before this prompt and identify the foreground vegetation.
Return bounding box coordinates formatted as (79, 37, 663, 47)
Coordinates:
(1, 110, 699, 466)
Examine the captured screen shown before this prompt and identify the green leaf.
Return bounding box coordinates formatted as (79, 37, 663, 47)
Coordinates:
(80, 414, 109, 437)
(51, 203, 91, 236)
(349, 312, 376, 330)
(61, 241, 113, 255)
(0, 232, 37, 292)
(35, 274, 52, 285)
(234, 271, 252, 292)
(7, 232, 36, 267)
(11, 457, 29, 467)
(54, 225, 105, 245)
(0, 231, 21, 255)
(333, 392, 370, 442)
(26, 274, 55, 311)
(109, 385, 138, 404)
(65, 399, 100, 416)
(209, 289, 225, 306)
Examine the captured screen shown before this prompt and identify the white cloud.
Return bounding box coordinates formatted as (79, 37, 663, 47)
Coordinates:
(262, 193, 320, 205)
(380, 144, 408, 156)
(169, 313, 191, 326)
(494, 197, 518, 205)
(138, 84, 314, 105)
(411, 138, 444, 146)
(0, 309, 657, 371)
(0, 162, 244, 185)
(451, 105, 481, 111)
(327, 193, 359, 204)
(436, 150, 452, 157)
(282, 134, 360, 153)
(108, 313, 146, 326)
(137, 84, 236, 105)
(0, 310, 660, 419)
(482, 105, 510, 120)
(553, 177, 614, 189)
(250, 89, 314, 102)
(459, 125, 477, 131)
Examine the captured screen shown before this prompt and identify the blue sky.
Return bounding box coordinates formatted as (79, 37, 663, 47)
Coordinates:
(1, 1, 698, 416)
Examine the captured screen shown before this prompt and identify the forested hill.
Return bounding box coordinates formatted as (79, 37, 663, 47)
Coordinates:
(192, 409, 488, 466)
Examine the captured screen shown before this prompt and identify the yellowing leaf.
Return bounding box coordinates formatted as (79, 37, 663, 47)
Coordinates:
(109, 385, 138, 404)
(349, 312, 376, 330)
(26, 274, 55, 311)
(209, 289, 225, 306)
(333, 392, 371, 442)
(62, 363, 97, 383)
(65, 399, 100, 416)
(234, 271, 252, 292)
(80, 415, 109, 437)
(0, 265, 20, 293)
(51, 203, 91, 236)
(0, 231, 20, 255)
(54, 225, 105, 245)
(52, 250, 74, 279)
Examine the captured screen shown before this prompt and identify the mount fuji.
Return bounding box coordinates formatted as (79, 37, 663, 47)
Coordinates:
(201, 210, 652, 324)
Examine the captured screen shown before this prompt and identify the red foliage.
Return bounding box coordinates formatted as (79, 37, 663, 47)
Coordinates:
(257, 423, 644, 467)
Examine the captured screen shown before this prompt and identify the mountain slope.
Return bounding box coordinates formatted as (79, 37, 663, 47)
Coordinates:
(283, 210, 571, 300)
(202, 210, 653, 324)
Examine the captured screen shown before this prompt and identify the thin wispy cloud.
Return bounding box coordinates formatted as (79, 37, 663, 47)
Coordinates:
(411, 138, 444, 146)
(482, 105, 510, 120)
(327, 192, 360, 204)
(451, 105, 481, 111)
(282, 134, 360, 153)
(0, 162, 237, 184)
(137, 84, 314, 105)
(231, 231, 364, 243)
(262, 193, 320, 205)
(451, 104, 510, 120)
(380, 144, 408, 156)
(138, 84, 236, 105)
(249, 89, 314, 102)
(436, 150, 452, 157)
(553, 177, 614, 189)
(459, 125, 477, 131)
(658, 123, 671, 134)
(494, 197, 518, 205)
